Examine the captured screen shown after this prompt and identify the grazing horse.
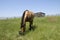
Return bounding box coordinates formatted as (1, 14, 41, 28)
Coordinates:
(20, 10, 34, 33)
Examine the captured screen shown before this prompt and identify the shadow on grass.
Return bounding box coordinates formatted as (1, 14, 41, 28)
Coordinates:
(19, 25, 36, 36)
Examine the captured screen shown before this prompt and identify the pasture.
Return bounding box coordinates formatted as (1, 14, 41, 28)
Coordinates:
(0, 16, 60, 40)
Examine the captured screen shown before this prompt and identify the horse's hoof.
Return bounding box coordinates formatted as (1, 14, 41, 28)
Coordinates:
(29, 27, 35, 31)
(29, 28, 31, 30)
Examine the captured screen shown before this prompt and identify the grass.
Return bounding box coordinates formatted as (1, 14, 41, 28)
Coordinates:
(0, 16, 60, 40)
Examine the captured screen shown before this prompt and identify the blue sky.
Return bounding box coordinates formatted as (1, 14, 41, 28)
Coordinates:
(0, 0, 60, 17)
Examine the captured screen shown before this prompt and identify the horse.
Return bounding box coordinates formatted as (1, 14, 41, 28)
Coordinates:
(20, 10, 34, 34)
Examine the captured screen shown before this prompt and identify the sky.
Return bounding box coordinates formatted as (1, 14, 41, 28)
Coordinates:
(0, 0, 60, 17)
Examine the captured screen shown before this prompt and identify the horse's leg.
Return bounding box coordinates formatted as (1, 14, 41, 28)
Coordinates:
(29, 20, 33, 30)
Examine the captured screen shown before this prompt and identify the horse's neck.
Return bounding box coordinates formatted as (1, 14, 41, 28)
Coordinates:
(21, 15, 26, 25)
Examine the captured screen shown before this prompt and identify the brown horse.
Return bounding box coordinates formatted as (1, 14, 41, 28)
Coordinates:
(20, 10, 34, 33)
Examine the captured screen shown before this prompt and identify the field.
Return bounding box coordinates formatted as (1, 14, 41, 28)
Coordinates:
(0, 16, 60, 40)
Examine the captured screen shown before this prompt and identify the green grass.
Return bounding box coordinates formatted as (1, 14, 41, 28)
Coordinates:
(0, 16, 60, 40)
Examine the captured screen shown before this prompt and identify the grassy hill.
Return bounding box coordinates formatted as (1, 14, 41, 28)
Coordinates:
(0, 16, 60, 40)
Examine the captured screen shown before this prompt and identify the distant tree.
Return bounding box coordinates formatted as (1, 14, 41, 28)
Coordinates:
(34, 12, 45, 17)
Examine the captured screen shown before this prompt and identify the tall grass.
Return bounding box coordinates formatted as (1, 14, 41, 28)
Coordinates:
(0, 16, 60, 40)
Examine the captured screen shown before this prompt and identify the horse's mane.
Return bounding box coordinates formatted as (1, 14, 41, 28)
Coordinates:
(21, 10, 28, 25)
(22, 10, 28, 19)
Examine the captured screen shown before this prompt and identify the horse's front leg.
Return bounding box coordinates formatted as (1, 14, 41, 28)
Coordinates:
(29, 21, 33, 30)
